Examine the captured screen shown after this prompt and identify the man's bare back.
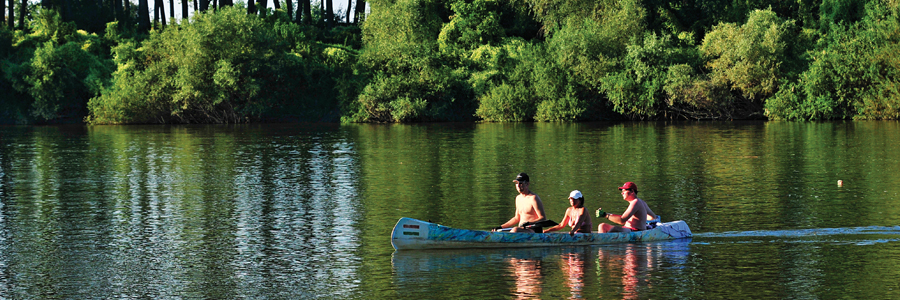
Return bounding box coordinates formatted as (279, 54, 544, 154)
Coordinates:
(621, 198, 651, 230)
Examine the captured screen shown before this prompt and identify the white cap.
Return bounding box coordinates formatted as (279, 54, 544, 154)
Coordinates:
(569, 190, 583, 199)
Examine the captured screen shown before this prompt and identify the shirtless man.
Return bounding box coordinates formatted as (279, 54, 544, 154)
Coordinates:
(495, 173, 547, 233)
(544, 190, 592, 236)
(596, 182, 658, 233)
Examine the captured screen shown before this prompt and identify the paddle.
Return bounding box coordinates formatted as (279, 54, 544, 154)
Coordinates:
(491, 220, 559, 232)
(522, 219, 559, 229)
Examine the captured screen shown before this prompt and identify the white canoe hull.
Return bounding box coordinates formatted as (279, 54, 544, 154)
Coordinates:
(391, 217, 693, 250)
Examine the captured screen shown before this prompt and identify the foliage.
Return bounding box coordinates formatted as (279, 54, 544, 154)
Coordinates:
(599, 33, 701, 118)
(5, 0, 900, 123)
(766, 0, 900, 120)
(87, 6, 355, 124)
(349, 0, 480, 122)
(669, 8, 802, 119)
(2, 9, 113, 123)
(701, 9, 797, 101)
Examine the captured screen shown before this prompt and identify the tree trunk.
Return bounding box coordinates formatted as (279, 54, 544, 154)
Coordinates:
(346, 0, 351, 23)
(114, 0, 123, 21)
(124, 0, 130, 15)
(8, 0, 14, 29)
(273, 0, 279, 10)
(169, 0, 173, 20)
(138, 0, 151, 32)
(7, 0, 13, 29)
(64, 0, 72, 22)
(247, 0, 254, 14)
(257, 0, 266, 16)
(193, 0, 197, 12)
(18, 0, 25, 30)
(199, 0, 208, 11)
(157, 0, 166, 27)
(324, 0, 332, 28)
(285, 0, 292, 23)
(353, 0, 365, 24)
(181, 0, 187, 21)
(301, 0, 310, 24)
(0, 0, 5, 29)
(220, 0, 232, 7)
(97, 0, 104, 24)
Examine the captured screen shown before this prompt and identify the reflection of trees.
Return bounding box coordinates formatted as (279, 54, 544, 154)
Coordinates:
(0, 130, 10, 296)
(0, 125, 363, 298)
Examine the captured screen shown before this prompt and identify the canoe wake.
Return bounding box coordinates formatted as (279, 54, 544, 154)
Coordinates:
(694, 226, 900, 240)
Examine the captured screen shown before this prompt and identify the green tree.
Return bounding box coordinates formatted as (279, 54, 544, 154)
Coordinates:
(692, 9, 799, 118)
(600, 33, 701, 119)
(87, 6, 353, 124)
(767, 0, 900, 120)
(2, 9, 113, 122)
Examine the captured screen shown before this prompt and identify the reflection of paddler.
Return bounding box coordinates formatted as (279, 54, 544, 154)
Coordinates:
(508, 257, 543, 299)
(597, 244, 657, 300)
(560, 251, 586, 298)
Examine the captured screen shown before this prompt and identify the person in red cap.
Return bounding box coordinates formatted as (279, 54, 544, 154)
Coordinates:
(494, 173, 547, 233)
(595, 182, 658, 233)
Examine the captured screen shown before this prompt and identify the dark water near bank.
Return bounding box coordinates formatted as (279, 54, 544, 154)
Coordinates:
(1, 121, 899, 299)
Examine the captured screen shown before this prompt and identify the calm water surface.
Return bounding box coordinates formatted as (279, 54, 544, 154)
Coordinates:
(1, 122, 899, 299)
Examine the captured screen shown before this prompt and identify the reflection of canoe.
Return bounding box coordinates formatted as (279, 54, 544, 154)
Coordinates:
(391, 217, 693, 250)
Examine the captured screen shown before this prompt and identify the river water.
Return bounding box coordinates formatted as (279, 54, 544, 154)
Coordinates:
(0, 122, 899, 299)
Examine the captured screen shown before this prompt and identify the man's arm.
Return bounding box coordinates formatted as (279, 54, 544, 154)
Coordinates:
(606, 201, 638, 225)
(500, 215, 520, 228)
(605, 214, 625, 225)
(619, 200, 638, 220)
(544, 208, 570, 232)
(532, 195, 546, 221)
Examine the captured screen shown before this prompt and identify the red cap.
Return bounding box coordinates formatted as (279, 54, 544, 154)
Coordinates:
(617, 182, 638, 192)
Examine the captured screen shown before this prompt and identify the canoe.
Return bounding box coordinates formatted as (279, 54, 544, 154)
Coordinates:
(391, 217, 693, 250)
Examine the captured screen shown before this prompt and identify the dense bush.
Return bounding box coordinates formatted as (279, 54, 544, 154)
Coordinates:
(87, 6, 355, 124)
(766, 1, 900, 120)
(4, 0, 900, 123)
(2, 9, 113, 123)
(600, 33, 700, 118)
